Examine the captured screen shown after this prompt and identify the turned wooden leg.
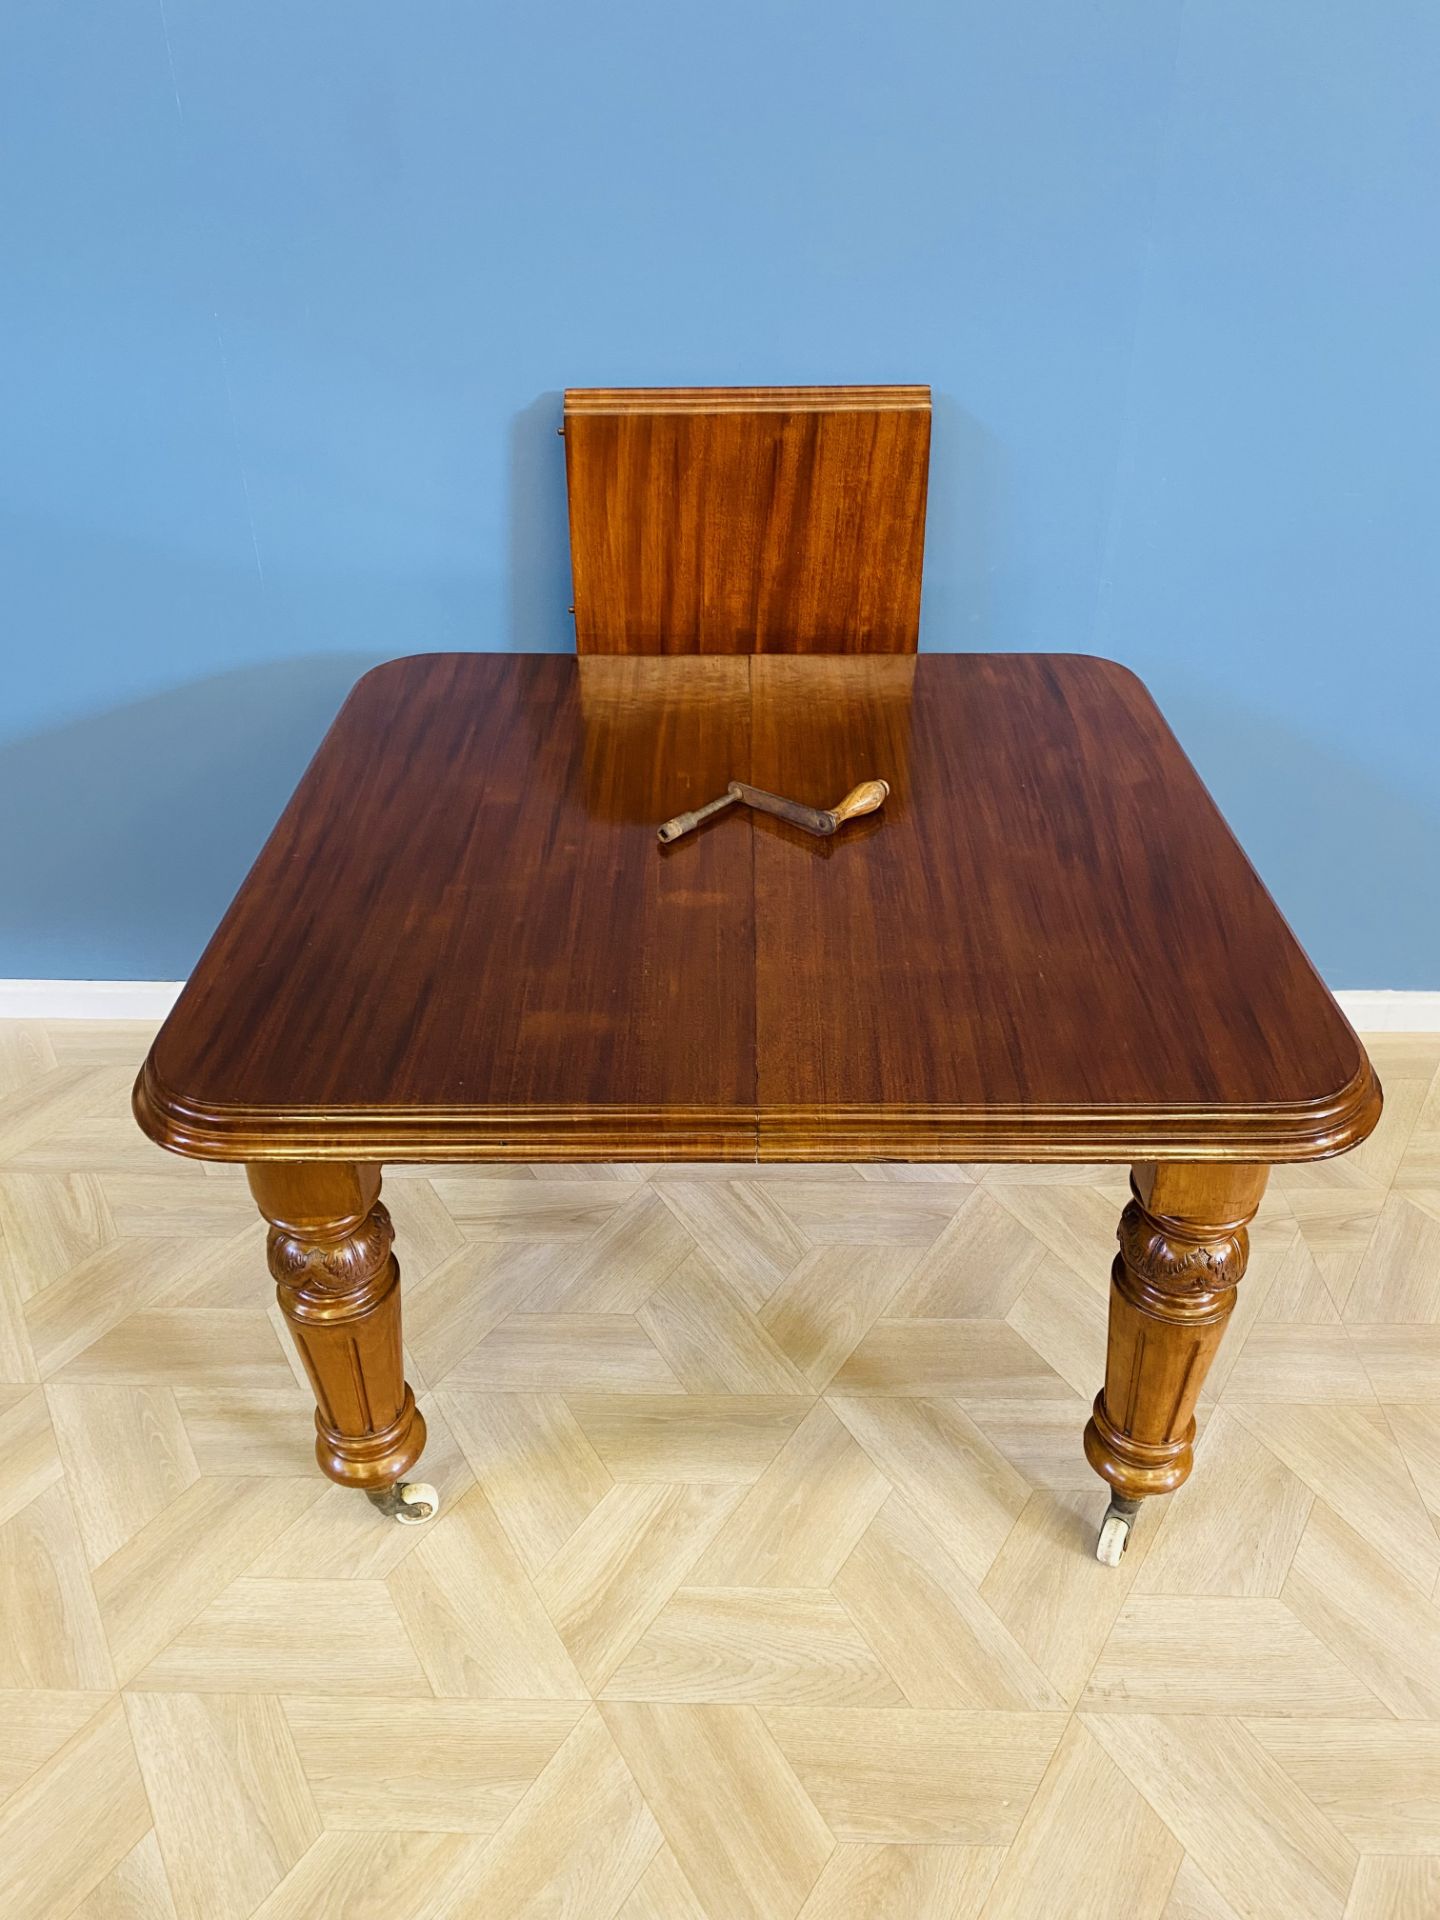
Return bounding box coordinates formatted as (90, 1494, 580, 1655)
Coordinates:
(1083, 1160, 1270, 1563)
(246, 1162, 435, 1523)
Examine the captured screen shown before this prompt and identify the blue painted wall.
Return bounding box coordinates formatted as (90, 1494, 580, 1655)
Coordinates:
(2, 2, 1436, 983)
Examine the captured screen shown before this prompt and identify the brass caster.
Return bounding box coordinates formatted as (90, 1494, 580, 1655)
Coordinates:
(366, 1480, 439, 1525)
(1095, 1495, 1142, 1567)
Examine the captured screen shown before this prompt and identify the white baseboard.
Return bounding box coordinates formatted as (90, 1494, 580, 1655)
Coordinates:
(1333, 990, 1440, 1033)
(1, 980, 1438, 1031)
(0, 980, 185, 1019)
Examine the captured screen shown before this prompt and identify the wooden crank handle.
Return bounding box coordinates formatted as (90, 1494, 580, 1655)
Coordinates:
(825, 780, 890, 829)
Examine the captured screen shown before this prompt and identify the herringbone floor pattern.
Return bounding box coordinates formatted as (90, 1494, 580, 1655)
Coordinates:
(3, 1023, 1440, 1918)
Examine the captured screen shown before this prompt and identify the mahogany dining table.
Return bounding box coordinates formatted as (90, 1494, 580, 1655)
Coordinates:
(133, 649, 1380, 1561)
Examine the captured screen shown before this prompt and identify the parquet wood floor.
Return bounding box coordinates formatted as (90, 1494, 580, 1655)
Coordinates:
(3, 1024, 1438, 1918)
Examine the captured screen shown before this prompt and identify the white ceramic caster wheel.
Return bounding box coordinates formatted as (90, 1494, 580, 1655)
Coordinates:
(1096, 1510, 1131, 1566)
(394, 1482, 439, 1525)
(367, 1480, 440, 1525)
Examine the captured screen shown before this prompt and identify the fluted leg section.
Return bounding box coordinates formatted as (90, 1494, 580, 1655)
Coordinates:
(1084, 1161, 1269, 1504)
(247, 1161, 426, 1491)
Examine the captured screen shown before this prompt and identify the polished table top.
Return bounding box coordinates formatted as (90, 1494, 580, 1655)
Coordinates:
(135, 652, 1379, 1164)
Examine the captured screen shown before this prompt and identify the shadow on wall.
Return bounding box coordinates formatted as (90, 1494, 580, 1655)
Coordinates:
(918, 391, 998, 647)
(0, 392, 583, 980)
(508, 391, 576, 653)
(0, 656, 384, 978)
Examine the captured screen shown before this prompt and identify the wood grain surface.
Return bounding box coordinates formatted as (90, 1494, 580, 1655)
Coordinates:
(134, 653, 1378, 1165)
(564, 386, 930, 655)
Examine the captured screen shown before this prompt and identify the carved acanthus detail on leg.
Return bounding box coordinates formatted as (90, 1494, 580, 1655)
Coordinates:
(248, 1161, 426, 1493)
(1114, 1200, 1251, 1294)
(1084, 1161, 1268, 1508)
(267, 1204, 396, 1291)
